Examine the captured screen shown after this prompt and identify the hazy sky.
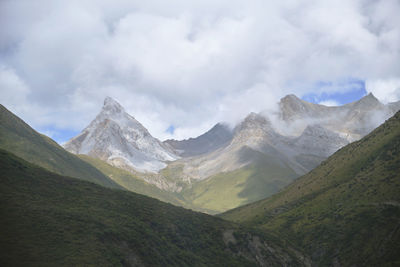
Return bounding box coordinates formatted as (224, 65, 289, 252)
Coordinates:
(1, 0, 400, 142)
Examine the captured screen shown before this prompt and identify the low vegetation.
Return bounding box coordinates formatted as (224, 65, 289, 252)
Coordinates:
(181, 150, 298, 214)
(0, 149, 307, 266)
(222, 112, 400, 266)
(78, 154, 187, 207)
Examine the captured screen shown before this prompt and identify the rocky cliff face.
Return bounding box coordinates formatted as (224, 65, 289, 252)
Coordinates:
(164, 123, 233, 157)
(64, 97, 179, 173)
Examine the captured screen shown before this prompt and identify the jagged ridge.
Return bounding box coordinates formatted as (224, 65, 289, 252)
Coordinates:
(64, 97, 179, 173)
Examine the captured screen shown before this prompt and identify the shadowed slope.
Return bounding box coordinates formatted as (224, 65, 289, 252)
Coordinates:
(0, 149, 308, 266)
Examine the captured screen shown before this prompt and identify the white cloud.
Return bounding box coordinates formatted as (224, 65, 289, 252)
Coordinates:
(366, 78, 400, 104)
(318, 100, 340, 107)
(0, 65, 31, 116)
(0, 0, 399, 141)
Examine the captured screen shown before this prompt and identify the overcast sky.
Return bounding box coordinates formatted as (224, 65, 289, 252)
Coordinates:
(1, 0, 400, 143)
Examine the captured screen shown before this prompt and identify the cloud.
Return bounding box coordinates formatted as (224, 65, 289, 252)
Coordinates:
(318, 100, 340, 107)
(366, 78, 400, 104)
(0, 0, 399, 142)
(0, 65, 30, 107)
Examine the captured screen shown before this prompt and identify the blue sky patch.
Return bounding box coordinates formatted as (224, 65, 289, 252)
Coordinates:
(38, 126, 79, 145)
(302, 79, 367, 105)
(166, 125, 175, 134)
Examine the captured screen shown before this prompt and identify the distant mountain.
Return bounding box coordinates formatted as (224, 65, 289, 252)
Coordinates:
(168, 112, 344, 213)
(278, 93, 393, 141)
(64, 97, 179, 173)
(221, 111, 400, 266)
(0, 104, 120, 189)
(164, 123, 233, 157)
(62, 94, 400, 214)
(0, 149, 308, 266)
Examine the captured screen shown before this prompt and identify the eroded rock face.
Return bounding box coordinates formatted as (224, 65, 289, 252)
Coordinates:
(65, 94, 400, 193)
(64, 97, 179, 173)
(164, 123, 233, 157)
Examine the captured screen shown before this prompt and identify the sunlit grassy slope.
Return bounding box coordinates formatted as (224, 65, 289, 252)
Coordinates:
(78, 154, 187, 207)
(79, 148, 299, 214)
(181, 149, 298, 214)
(221, 111, 400, 266)
(0, 149, 307, 266)
(0, 104, 120, 189)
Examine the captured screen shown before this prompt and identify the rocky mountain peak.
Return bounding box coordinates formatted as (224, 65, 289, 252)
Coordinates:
(232, 113, 272, 137)
(280, 94, 302, 104)
(242, 112, 270, 126)
(102, 97, 125, 114)
(343, 92, 383, 113)
(355, 92, 380, 106)
(64, 98, 179, 173)
(164, 122, 233, 157)
(279, 94, 306, 109)
(278, 94, 318, 121)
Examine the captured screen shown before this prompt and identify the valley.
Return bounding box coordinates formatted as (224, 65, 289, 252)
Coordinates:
(63, 94, 400, 213)
(1, 98, 400, 266)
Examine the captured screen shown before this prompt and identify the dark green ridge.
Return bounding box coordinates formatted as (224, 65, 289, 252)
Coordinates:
(221, 111, 400, 266)
(0, 149, 308, 266)
(0, 104, 120, 189)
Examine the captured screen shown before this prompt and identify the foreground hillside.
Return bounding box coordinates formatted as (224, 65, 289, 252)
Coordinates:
(222, 111, 400, 266)
(0, 104, 120, 189)
(0, 149, 308, 266)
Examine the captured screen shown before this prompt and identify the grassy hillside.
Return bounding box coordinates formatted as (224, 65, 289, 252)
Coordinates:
(222, 112, 400, 266)
(181, 148, 298, 214)
(0, 104, 120, 189)
(78, 154, 188, 208)
(0, 149, 308, 266)
(78, 152, 298, 214)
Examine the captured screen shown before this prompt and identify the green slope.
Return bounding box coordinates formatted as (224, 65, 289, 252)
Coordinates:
(0, 104, 120, 189)
(78, 151, 298, 215)
(181, 148, 298, 214)
(78, 154, 188, 208)
(0, 149, 308, 266)
(221, 112, 400, 266)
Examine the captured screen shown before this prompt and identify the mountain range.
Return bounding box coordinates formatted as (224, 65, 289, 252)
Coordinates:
(64, 93, 400, 213)
(1, 96, 400, 266)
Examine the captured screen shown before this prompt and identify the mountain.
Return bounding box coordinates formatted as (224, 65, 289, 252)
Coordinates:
(63, 94, 400, 214)
(278, 93, 393, 141)
(0, 149, 309, 266)
(221, 111, 400, 266)
(0, 104, 120, 189)
(64, 97, 179, 173)
(164, 123, 233, 157)
(164, 112, 348, 213)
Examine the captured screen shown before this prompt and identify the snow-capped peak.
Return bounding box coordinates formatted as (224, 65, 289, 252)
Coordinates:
(64, 97, 179, 173)
(103, 96, 124, 112)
